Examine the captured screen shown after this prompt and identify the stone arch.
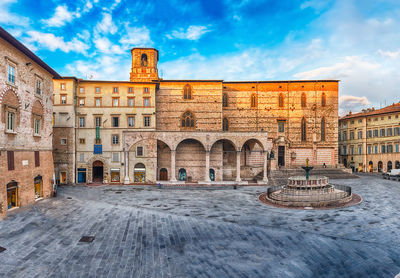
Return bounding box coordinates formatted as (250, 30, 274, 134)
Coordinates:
(395, 160, 400, 169)
(86, 155, 108, 183)
(176, 138, 206, 182)
(1, 89, 22, 127)
(240, 138, 265, 152)
(210, 138, 238, 151)
(210, 139, 237, 181)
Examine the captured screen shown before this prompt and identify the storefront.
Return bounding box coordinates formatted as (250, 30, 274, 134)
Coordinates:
(134, 163, 146, 183)
(110, 168, 120, 182)
(7, 181, 18, 209)
(34, 175, 43, 199)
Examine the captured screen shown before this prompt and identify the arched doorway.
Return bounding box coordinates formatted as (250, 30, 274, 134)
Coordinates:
(7, 181, 18, 209)
(209, 169, 215, 181)
(92, 160, 104, 182)
(388, 161, 393, 171)
(368, 161, 373, 172)
(241, 139, 265, 181)
(34, 175, 43, 199)
(159, 168, 168, 181)
(178, 168, 187, 181)
(134, 163, 146, 183)
(378, 161, 383, 172)
(176, 139, 206, 182)
(396, 161, 400, 169)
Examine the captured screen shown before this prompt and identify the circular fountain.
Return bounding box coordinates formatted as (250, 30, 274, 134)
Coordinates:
(260, 159, 361, 209)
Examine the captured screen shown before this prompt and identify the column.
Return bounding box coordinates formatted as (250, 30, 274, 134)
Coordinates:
(170, 150, 177, 182)
(124, 151, 130, 184)
(205, 150, 211, 182)
(236, 150, 241, 182)
(263, 151, 268, 183)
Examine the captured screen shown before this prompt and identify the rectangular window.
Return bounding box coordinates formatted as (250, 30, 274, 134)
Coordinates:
(387, 145, 393, 153)
(137, 146, 143, 156)
(95, 117, 101, 127)
(357, 131, 362, 139)
(128, 116, 135, 127)
(143, 97, 150, 107)
(79, 117, 85, 127)
(7, 151, 15, 171)
(95, 87, 101, 93)
(358, 119, 362, 123)
(128, 87, 133, 93)
(36, 80, 42, 95)
(61, 138, 67, 145)
(112, 135, 119, 145)
(112, 117, 119, 127)
(113, 87, 118, 93)
(381, 145, 386, 153)
(350, 146, 354, 155)
(79, 153, 84, 162)
(8, 65, 15, 84)
(373, 129, 378, 137)
(343, 131, 347, 141)
(61, 95, 67, 104)
(350, 131, 354, 140)
(374, 145, 378, 154)
(61, 83, 66, 90)
(278, 121, 284, 132)
(380, 129, 385, 137)
(144, 116, 150, 127)
(34, 119, 40, 135)
(79, 98, 85, 107)
(358, 146, 362, 154)
(112, 153, 119, 162)
(143, 87, 149, 93)
(95, 97, 101, 107)
(34, 151, 40, 167)
(387, 128, 393, 136)
(113, 98, 119, 107)
(128, 97, 135, 107)
(7, 111, 15, 131)
(79, 87, 84, 94)
(368, 145, 372, 154)
(394, 127, 399, 136)
(396, 144, 399, 153)
(79, 138, 86, 144)
(367, 130, 372, 138)
(343, 146, 347, 155)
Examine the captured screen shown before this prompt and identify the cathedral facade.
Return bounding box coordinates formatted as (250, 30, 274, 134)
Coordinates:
(53, 48, 338, 185)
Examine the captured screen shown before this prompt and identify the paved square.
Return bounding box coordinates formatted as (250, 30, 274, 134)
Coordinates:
(1, 174, 400, 278)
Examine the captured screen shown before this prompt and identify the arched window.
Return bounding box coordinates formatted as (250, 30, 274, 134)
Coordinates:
(181, 111, 195, 129)
(301, 93, 306, 107)
(301, 117, 307, 141)
(141, 54, 148, 67)
(222, 93, 228, 107)
(278, 93, 284, 107)
(321, 92, 326, 107)
(321, 117, 326, 141)
(183, 84, 192, 100)
(2, 89, 20, 132)
(223, 118, 229, 131)
(250, 94, 257, 108)
(32, 100, 43, 136)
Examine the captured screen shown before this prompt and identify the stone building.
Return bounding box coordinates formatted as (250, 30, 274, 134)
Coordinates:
(339, 103, 400, 172)
(55, 47, 339, 184)
(0, 27, 60, 219)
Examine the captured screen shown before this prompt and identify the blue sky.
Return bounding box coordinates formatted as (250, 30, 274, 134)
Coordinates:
(1, 0, 400, 114)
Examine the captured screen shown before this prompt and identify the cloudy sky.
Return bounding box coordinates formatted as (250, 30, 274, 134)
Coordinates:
(1, 0, 399, 115)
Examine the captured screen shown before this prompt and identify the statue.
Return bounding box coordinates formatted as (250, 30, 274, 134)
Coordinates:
(302, 158, 313, 180)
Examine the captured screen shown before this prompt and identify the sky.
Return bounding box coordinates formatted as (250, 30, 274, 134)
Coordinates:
(1, 0, 399, 115)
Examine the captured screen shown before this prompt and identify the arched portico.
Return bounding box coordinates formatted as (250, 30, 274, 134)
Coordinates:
(86, 155, 108, 183)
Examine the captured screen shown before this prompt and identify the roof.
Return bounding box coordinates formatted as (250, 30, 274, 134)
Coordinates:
(223, 80, 339, 83)
(159, 79, 223, 83)
(340, 102, 400, 120)
(0, 26, 61, 78)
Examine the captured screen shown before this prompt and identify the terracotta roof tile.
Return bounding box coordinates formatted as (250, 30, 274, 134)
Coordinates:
(340, 102, 400, 120)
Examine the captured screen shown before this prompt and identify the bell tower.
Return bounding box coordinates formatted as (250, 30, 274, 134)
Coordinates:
(129, 48, 159, 82)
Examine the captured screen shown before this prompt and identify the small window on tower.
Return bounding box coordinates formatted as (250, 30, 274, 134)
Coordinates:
(141, 54, 148, 67)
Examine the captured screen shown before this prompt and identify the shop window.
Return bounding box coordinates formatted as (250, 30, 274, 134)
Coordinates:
(110, 169, 120, 182)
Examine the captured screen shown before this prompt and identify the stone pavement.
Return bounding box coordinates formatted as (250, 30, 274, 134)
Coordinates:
(1, 174, 400, 277)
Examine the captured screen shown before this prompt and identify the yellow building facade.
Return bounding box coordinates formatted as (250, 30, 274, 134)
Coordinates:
(339, 104, 400, 172)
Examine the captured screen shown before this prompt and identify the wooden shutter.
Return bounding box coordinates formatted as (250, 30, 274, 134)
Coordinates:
(7, 151, 14, 170)
(35, 151, 40, 167)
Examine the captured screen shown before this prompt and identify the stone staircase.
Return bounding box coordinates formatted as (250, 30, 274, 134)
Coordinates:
(255, 166, 358, 186)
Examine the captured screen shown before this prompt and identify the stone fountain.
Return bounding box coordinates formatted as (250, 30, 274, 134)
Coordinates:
(263, 158, 356, 208)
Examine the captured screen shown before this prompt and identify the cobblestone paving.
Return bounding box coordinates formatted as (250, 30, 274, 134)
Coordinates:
(1, 174, 400, 277)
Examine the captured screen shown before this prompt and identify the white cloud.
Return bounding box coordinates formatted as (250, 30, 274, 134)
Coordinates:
(24, 31, 89, 54)
(95, 13, 117, 34)
(167, 25, 211, 41)
(119, 26, 152, 47)
(378, 49, 400, 59)
(42, 5, 78, 27)
(339, 95, 370, 112)
(0, 0, 29, 26)
(300, 0, 332, 12)
(94, 37, 124, 54)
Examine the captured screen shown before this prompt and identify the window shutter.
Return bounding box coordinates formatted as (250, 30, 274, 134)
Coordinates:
(7, 151, 15, 170)
(35, 151, 40, 167)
